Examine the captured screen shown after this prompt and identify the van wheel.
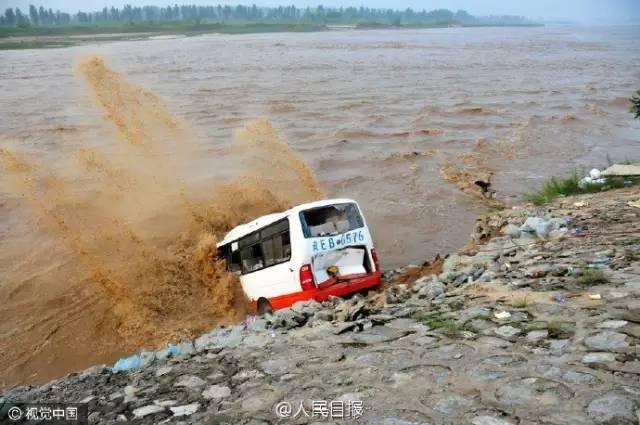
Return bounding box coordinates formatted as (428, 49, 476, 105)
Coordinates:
(257, 298, 273, 316)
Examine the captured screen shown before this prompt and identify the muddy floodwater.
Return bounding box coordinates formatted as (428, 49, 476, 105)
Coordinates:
(1, 25, 639, 388)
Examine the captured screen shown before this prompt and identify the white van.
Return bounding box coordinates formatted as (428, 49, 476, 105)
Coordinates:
(217, 198, 382, 314)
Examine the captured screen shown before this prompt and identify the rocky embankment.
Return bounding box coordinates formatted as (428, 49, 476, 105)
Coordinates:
(3, 188, 640, 425)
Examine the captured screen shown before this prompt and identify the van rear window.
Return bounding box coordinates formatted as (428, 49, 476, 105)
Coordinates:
(300, 203, 364, 238)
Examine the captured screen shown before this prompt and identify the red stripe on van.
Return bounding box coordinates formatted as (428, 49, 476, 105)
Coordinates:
(266, 271, 382, 311)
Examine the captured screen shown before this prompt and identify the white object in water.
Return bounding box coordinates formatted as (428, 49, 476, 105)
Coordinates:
(589, 168, 601, 179)
(580, 176, 605, 188)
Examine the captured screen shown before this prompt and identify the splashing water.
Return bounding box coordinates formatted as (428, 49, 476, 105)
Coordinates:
(0, 55, 323, 388)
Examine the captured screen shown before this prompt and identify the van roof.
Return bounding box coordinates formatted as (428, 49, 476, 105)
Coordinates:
(216, 198, 357, 248)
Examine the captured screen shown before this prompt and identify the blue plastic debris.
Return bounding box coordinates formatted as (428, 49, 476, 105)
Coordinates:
(112, 351, 155, 372)
(167, 344, 180, 356)
(175, 341, 195, 356)
(155, 344, 180, 360)
(112, 356, 140, 372)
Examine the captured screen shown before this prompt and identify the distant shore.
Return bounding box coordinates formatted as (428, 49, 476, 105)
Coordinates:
(0, 22, 543, 50)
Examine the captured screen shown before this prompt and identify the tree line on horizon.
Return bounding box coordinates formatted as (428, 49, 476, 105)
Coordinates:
(0, 4, 530, 27)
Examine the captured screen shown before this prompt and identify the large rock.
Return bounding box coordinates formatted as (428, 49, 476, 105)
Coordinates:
(587, 394, 637, 424)
(416, 279, 446, 300)
(202, 385, 231, 400)
(385, 285, 411, 304)
(174, 375, 206, 389)
(313, 309, 335, 322)
(583, 331, 629, 351)
(458, 306, 491, 322)
(260, 358, 291, 376)
(562, 370, 597, 385)
(194, 326, 244, 351)
(433, 394, 473, 415)
(596, 320, 628, 329)
(502, 224, 521, 239)
(170, 403, 200, 417)
(271, 309, 307, 329)
(155, 366, 172, 377)
(291, 300, 323, 318)
(442, 254, 465, 274)
(132, 405, 165, 418)
(494, 325, 521, 340)
(525, 330, 548, 344)
(472, 417, 514, 425)
(582, 352, 616, 364)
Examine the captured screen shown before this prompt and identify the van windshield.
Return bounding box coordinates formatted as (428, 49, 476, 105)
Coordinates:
(300, 203, 364, 238)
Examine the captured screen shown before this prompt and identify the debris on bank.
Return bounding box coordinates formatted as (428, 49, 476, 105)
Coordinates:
(602, 163, 640, 177)
(3, 188, 640, 425)
(580, 163, 640, 186)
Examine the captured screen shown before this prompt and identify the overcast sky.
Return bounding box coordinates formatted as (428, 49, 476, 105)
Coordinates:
(1, 0, 639, 23)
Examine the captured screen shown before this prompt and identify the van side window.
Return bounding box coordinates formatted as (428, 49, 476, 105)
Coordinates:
(240, 244, 264, 274)
(262, 231, 291, 267)
(236, 218, 291, 274)
(230, 250, 241, 273)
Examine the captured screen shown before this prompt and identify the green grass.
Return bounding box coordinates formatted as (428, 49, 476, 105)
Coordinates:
(580, 268, 609, 286)
(0, 40, 77, 49)
(547, 320, 575, 339)
(526, 172, 640, 205)
(0, 20, 544, 51)
(0, 22, 325, 38)
(427, 319, 462, 337)
(412, 312, 462, 337)
(0, 22, 327, 50)
(511, 296, 529, 308)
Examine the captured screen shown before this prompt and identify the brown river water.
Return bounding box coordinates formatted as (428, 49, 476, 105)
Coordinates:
(0, 25, 639, 388)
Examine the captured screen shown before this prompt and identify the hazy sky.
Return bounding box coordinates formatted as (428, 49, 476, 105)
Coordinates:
(1, 0, 639, 23)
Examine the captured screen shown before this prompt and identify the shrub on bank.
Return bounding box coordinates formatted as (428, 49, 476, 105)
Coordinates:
(526, 171, 639, 205)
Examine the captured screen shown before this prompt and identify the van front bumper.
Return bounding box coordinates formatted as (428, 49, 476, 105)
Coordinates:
(267, 271, 382, 311)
